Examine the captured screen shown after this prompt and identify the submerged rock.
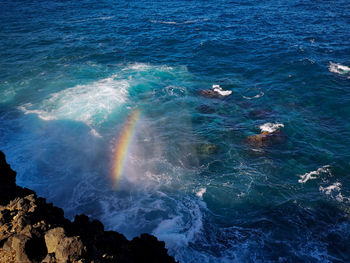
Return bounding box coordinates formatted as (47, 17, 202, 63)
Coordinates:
(199, 89, 221, 98)
(197, 143, 219, 155)
(0, 150, 177, 263)
(199, 85, 232, 98)
(247, 130, 286, 147)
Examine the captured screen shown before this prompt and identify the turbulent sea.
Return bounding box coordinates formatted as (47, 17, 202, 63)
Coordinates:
(1, 1, 350, 262)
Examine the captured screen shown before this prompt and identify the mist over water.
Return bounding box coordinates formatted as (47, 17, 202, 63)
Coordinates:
(1, 0, 350, 262)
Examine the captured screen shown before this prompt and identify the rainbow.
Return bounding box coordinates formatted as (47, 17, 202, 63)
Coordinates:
(111, 109, 141, 188)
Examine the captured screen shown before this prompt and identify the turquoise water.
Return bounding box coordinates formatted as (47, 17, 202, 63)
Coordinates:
(1, 0, 350, 262)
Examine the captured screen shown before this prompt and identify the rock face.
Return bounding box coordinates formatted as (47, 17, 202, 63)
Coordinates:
(0, 151, 177, 263)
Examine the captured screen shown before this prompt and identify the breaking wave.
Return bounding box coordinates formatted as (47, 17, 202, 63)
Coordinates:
(259, 123, 284, 133)
(298, 165, 331, 184)
(19, 76, 129, 130)
(328, 61, 350, 78)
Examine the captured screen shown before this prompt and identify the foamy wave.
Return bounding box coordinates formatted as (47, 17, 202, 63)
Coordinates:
(151, 18, 209, 25)
(0, 87, 16, 103)
(329, 62, 350, 77)
(19, 76, 129, 128)
(123, 63, 152, 71)
(195, 188, 206, 198)
(298, 165, 331, 184)
(151, 20, 177, 24)
(163, 86, 186, 97)
(122, 62, 174, 72)
(320, 182, 350, 203)
(152, 198, 203, 249)
(212, 84, 232, 96)
(259, 123, 284, 133)
(243, 91, 264, 100)
(319, 182, 341, 195)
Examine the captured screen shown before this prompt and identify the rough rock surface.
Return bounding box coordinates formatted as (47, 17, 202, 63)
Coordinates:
(247, 131, 286, 147)
(0, 151, 177, 263)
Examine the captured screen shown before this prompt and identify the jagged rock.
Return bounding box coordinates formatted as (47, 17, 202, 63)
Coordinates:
(0, 150, 177, 263)
(55, 236, 86, 262)
(41, 253, 56, 263)
(131, 234, 174, 263)
(0, 151, 17, 205)
(3, 234, 31, 263)
(45, 227, 66, 254)
(0, 247, 15, 262)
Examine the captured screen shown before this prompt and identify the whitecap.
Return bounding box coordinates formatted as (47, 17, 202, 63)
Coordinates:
(243, 91, 264, 100)
(90, 128, 102, 138)
(19, 76, 129, 128)
(320, 182, 350, 203)
(163, 85, 186, 97)
(319, 182, 341, 195)
(259, 123, 284, 133)
(122, 62, 174, 72)
(151, 20, 177, 24)
(195, 187, 206, 198)
(329, 61, 350, 77)
(212, 84, 232, 96)
(123, 63, 152, 71)
(298, 165, 331, 184)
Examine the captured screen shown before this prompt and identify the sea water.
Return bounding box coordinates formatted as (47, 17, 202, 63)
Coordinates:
(1, 0, 350, 262)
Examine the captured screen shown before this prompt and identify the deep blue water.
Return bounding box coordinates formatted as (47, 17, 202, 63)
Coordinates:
(1, 0, 350, 262)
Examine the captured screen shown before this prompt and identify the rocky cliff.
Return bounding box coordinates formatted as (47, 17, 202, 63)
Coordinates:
(0, 151, 177, 263)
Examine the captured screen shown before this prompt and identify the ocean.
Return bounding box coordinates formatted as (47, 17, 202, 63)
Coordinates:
(1, 0, 350, 262)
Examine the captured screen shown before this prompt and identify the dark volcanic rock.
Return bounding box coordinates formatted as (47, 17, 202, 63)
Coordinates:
(199, 89, 221, 98)
(246, 131, 286, 147)
(0, 150, 177, 263)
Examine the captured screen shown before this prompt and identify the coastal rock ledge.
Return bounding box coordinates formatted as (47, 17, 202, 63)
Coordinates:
(0, 151, 177, 263)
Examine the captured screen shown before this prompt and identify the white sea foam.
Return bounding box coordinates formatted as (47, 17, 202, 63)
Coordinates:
(19, 76, 129, 129)
(122, 62, 174, 72)
(163, 85, 186, 97)
(151, 18, 209, 25)
(212, 84, 232, 96)
(196, 188, 206, 198)
(0, 87, 16, 103)
(319, 182, 341, 195)
(329, 62, 350, 77)
(243, 91, 264, 100)
(298, 165, 331, 184)
(152, 198, 203, 249)
(123, 63, 152, 71)
(259, 123, 284, 133)
(151, 20, 177, 24)
(319, 182, 350, 203)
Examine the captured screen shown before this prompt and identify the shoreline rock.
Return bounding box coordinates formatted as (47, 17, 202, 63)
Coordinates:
(0, 151, 177, 263)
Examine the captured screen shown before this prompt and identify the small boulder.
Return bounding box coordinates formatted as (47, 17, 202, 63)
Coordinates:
(44, 227, 66, 254)
(55, 236, 86, 262)
(197, 143, 219, 155)
(247, 131, 285, 147)
(199, 90, 221, 98)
